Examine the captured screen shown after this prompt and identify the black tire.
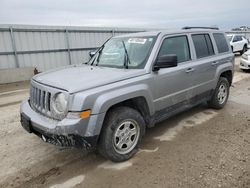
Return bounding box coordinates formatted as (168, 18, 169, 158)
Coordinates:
(240, 45, 247, 55)
(242, 69, 250, 73)
(98, 106, 145, 162)
(208, 77, 230, 109)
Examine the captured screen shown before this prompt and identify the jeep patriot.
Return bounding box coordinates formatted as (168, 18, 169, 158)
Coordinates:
(20, 27, 234, 162)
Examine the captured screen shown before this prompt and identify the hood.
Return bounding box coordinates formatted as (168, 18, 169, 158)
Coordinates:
(33, 65, 147, 93)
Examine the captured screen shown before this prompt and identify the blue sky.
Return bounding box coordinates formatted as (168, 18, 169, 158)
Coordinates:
(0, 0, 249, 29)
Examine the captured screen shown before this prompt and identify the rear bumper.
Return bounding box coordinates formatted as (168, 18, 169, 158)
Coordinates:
(240, 58, 250, 70)
(20, 99, 104, 149)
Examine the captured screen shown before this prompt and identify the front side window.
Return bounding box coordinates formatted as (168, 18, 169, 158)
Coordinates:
(232, 36, 238, 42)
(158, 35, 190, 63)
(213, 33, 229, 53)
(89, 36, 156, 69)
(192, 34, 214, 58)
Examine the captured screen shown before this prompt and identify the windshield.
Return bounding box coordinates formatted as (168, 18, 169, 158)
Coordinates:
(227, 35, 233, 42)
(89, 36, 156, 69)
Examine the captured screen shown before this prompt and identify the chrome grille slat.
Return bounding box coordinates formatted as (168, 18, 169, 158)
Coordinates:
(42, 91, 46, 110)
(33, 87, 35, 105)
(38, 89, 41, 108)
(31, 86, 34, 103)
(48, 92, 51, 111)
(36, 88, 39, 107)
(30, 84, 52, 117)
(44, 92, 48, 112)
(34, 87, 38, 106)
(32, 86, 35, 105)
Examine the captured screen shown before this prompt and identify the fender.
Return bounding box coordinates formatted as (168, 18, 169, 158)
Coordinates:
(83, 84, 155, 136)
(214, 61, 234, 87)
(92, 83, 155, 115)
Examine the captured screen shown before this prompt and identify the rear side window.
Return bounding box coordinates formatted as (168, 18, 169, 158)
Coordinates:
(158, 35, 190, 63)
(213, 33, 229, 53)
(192, 34, 214, 58)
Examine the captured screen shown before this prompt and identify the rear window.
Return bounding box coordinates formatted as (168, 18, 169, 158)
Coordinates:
(192, 34, 214, 58)
(213, 33, 229, 53)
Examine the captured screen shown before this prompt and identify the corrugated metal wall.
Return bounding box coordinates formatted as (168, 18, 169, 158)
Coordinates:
(0, 25, 145, 71)
(1, 25, 249, 72)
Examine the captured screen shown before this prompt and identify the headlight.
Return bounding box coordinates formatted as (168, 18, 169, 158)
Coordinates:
(242, 54, 248, 60)
(52, 92, 68, 115)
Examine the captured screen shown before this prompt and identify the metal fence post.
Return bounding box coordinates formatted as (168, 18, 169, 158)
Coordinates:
(65, 29, 72, 65)
(9, 26, 19, 68)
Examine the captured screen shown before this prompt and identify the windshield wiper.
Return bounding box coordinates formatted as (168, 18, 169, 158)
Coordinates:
(91, 37, 112, 66)
(95, 45, 105, 66)
(91, 45, 105, 66)
(122, 40, 131, 69)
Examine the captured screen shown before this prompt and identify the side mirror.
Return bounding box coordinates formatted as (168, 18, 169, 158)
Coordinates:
(89, 50, 97, 58)
(153, 54, 178, 71)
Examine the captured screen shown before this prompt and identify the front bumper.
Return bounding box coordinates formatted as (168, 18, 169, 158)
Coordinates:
(240, 58, 250, 70)
(20, 99, 104, 149)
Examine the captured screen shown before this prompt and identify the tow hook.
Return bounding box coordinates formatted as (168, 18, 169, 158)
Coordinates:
(41, 135, 47, 142)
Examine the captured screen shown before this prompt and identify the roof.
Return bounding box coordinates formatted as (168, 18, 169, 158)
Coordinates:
(114, 29, 225, 38)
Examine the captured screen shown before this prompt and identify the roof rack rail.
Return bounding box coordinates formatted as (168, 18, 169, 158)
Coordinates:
(182, 26, 219, 30)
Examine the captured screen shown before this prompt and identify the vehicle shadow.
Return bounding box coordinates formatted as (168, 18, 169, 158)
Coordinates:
(142, 102, 211, 145)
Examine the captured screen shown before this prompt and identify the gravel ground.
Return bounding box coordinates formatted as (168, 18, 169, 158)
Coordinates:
(0, 57, 250, 188)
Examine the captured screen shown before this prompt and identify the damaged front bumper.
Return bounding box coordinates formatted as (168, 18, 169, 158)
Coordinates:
(20, 99, 101, 149)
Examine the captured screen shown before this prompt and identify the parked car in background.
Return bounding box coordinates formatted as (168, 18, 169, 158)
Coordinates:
(21, 27, 234, 162)
(227, 34, 248, 54)
(240, 50, 250, 71)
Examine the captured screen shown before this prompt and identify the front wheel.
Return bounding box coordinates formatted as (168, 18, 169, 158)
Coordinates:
(208, 77, 230, 109)
(98, 106, 145, 162)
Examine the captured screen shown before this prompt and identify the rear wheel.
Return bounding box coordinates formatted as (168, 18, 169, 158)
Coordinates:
(240, 45, 247, 55)
(98, 106, 145, 162)
(242, 69, 250, 73)
(208, 77, 230, 109)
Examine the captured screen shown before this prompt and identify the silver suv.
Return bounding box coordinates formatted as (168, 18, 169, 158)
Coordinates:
(20, 27, 234, 162)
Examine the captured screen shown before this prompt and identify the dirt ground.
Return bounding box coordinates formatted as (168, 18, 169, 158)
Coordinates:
(0, 56, 250, 188)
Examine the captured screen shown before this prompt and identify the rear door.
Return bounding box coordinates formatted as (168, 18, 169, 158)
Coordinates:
(189, 33, 217, 98)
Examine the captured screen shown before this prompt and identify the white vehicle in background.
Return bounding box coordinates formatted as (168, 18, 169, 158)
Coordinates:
(240, 50, 250, 71)
(227, 34, 248, 54)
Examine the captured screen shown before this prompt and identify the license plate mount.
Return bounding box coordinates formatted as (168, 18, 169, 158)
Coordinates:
(20, 113, 32, 133)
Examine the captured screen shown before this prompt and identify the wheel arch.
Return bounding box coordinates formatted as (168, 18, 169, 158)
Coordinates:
(220, 70, 233, 86)
(105, 96, 152, 127)
(90, 84, 154, 137)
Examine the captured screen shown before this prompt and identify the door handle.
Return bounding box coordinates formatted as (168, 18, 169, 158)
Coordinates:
(212, 61, 219, 66)
(185, 68, 194, 73)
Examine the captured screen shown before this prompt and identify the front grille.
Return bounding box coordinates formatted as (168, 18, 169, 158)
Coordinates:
(30, 84, 52, 117)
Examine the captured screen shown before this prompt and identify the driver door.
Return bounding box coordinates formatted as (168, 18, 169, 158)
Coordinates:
(153, 35, 195, 118)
